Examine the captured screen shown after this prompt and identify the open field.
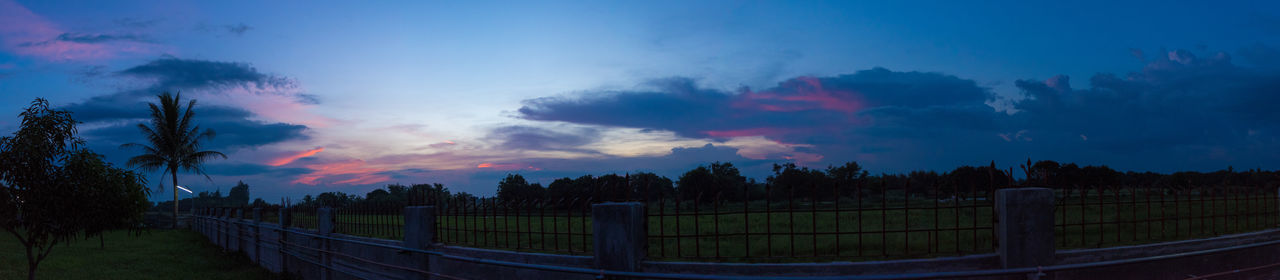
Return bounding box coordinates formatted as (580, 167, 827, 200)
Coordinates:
(0, 229, 279, 280)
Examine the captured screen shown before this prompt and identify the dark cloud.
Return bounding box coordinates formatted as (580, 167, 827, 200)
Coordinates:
(77, 105, 308, 151)
(486, 125, 600, 152)
(1006, 48, 1280, 170)
(224, 23, 252, 36)
(517, 47, 1280, 172)
(204, 163, 312, 177)
(118, 57, 294, 90)
(18, 32, 151, 47)
(519, 68, 995, 143)
(63, 57, 312, 154)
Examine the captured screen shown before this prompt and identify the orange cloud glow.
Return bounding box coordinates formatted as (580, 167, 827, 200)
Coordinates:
(268, 147, 325, 166)
(291, 159, 390, 185)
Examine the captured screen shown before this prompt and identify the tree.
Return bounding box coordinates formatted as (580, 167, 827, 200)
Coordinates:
(0, 99, 150, 279)
(122, 92, 227, 228)
(227, 181, 250, 206)
(677, 162, 746, 203)
(496, 174, 545, 202)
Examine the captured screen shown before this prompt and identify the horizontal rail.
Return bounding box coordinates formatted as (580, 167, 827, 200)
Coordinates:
(195, 215, 1280, 280)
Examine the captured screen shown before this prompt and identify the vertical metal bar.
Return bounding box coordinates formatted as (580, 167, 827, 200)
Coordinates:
(954, 182, 960, 255)
(811, 182, 818, 257)
(856, 180, 863, 257)
(765, 183, 771, 258)
(744, 182, 751, 259)
(904, 180, 911, 256)
(676, 192, 682, 257)
(836, 181, 842, 257)
(714, 191, 722, 260)
(695, 191, 702, 258)
(659, 195, 666, 257)
(790, 185, 797, 258)
(883, 180, 888, 256)
(582, 194, 590, 254)
(969, 181, 976, 253)
(932, 181, 939, 255)
(1098, 185, 1105, 247)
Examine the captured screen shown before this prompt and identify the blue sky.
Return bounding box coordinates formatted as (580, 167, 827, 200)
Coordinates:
(2, 0, 1279, 202)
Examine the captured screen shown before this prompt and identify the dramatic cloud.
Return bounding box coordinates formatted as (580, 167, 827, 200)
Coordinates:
(518, 68, 1004, 169)
(485, 125, 600, 152)
(118, 57, 295, 91)
(1005, 47, 1280, 170)
(64, 57, 316, 170)
(517, 47, 1280, 172)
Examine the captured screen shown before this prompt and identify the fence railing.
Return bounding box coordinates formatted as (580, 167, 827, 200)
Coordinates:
(433, 196, 594, 255)
(290, 205, 318, 229)
(334, 202, 405, 240)
(1055, 185, 1278, 249)
(644, 181, 997, 262)
(210, 182, 1278, 263)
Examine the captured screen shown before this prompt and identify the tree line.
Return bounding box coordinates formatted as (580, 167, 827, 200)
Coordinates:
(272, 159, 1280, 210)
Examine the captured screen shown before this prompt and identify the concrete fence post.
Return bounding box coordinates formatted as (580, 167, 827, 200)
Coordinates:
(279, 207, 291, 276)
(233, 208, 244, 252)
(252, 207, 263, 265)
(318, 207, 335, 280)
(995, 187, 1055, 269)
(592, 202, 646, 275)
(404, 206, 436, 280)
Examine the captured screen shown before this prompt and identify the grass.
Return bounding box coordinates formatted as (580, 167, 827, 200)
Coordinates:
(0, 229, 280, 280)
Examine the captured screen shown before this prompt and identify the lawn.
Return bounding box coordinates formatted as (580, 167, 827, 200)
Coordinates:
(0, 229, 280, 280)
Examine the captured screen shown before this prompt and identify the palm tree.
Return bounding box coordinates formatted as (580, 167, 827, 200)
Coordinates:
(123, 92, 226, 228)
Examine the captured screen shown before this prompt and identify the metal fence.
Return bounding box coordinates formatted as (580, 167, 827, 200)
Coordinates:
(434, 196, 595, 255)
(334, 202, 405, 240)
(1055, 184, 1279, 249)
(290, 205, 318, 229)
(644, 181, 997, 262)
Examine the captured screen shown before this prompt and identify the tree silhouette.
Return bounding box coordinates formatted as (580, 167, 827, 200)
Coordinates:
(122, 92, 227, 229)
(1, 99, 150, 279)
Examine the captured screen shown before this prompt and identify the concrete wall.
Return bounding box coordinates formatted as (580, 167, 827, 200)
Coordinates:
(192, 205, 1280, 280)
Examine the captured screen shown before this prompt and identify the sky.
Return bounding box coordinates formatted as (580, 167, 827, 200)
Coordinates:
(2, 0, 1279, 202)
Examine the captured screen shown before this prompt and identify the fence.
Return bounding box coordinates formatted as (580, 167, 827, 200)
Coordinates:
(644, 181, 997, 262)
(433, 196, 595, 255)
(191, 188, 1280, 280)
(1055, 184, 1279, 249)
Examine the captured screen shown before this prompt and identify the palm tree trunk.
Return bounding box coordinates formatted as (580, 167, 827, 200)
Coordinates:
(172, 169, 179, 229)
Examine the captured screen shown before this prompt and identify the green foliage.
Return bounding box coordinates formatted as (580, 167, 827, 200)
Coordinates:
(0, 99, 151, 279)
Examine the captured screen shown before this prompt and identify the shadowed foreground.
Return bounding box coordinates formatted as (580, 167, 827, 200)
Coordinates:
(0, 229, 278, 280)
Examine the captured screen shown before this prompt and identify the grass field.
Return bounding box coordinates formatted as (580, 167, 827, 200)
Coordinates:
(0, 229, 279, 280)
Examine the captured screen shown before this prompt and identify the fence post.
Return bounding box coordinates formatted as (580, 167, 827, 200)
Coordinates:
(252, 207, 263, 265)
(592, 202, 646, 275)
(404, 206, 436, 280)
(318, 207, 335, 280)
(234, 208, 244, 252)
(279, 207, 291, 276)
(995, 187, 1055, 269)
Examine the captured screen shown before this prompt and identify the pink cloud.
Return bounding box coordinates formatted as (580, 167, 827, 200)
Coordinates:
(0, 0, 156, 61)
(292, 159, 390, 185)
(732, 76, 867, 114)
(477, 162, 538, 171)
(267, 147, 324, 166)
